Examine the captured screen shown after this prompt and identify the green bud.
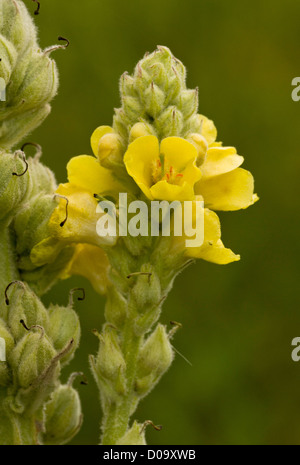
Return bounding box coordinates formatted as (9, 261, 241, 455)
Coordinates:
(92, 326, 126, 395)
(135, 324, 173, 397)
(6, 282, 49, 341)
(114, 46, 200, 142)
(129, 121, 156, 142)
(130, 266, 161, 312)
(116, 421, 146, 445)
(26, 156, 57, 198)
(120, 72, 137, 98)
(0, 0, 59, 149)
(175, 88, 198, 119)
(9, 331, 57, 389)
(0, 151, 29, 221)
(144, 82, 165, 118)
(0, 318, 14, 386)
(43, 383, 82, 445)
(155, 106, 183, 138)
(105, 287, 127, 329)
(122, 96, 142, 122)
(48, 304, 80, 367)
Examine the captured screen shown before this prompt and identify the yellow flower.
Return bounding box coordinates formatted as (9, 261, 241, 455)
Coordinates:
(195, 145, 258, 211)
(124, 135, 201, 201)
(62, 244, 110, 295)
(172, 197, 240, 265)
(31, 152, 122, 267)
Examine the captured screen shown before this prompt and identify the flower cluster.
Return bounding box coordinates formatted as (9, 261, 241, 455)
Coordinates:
(37, 46, 257, 288)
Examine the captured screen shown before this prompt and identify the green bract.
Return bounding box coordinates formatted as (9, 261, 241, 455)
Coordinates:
(0, 0, 59, 149)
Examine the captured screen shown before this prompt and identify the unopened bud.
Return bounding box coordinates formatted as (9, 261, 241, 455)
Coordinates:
(43, 383, 82, 445)
(98, 133, 124, 168)
(156, 106, 183, 138)
(129, 122, 155, 142)
(6, 282, 49, 341)
(136, 324, 173, 397)
(116, 421, 146, 446)
(144, 82, 165, 118)
(48, 304, 80, 367)
(0, 152, 29, 221)
(9, 332, 57, 389)
(187, 133, 208, 166)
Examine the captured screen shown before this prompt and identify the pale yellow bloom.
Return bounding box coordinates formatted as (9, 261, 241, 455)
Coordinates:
(124, 135, 201, 201)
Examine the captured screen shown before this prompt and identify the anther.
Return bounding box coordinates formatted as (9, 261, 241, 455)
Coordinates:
(5, 281, 25, 305)
(140, 420, 162, 435)
(12, 152, 28, 177)
(69, 288, 86, 307)
(53, 194, 69, 227)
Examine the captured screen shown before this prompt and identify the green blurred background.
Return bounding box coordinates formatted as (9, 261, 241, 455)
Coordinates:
(26, 0, 300, 444)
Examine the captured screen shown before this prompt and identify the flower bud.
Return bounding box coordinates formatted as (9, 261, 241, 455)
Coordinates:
(9, 332, 57, 389)
(0, 318, 14, 386)
(122, 96, 142, 122)
(26, 157, 57, 198)
(98, 133, 124, 168)
(136, 324, 173, 397)
(6, 282, 49, 341)
(187, 133, 208, 166)
(144, 82, 165, 118)
(156, 106, 183, 138)
(105, 287, 127, 328)
(120, 72, 136, 97)
(92, 327, 126, 395)
(48, 304, 80, 367)
(0, 151, 29, 221)
(43, 383, 82, 445)
(175, 88, 198, 119)
(116, 421, 146, 446)
(0, 0, 59, 149)
(129, 122, 155, 142)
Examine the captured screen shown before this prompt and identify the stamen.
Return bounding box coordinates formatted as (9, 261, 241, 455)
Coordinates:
(176, 173, 183, 178)
(168, 320, 182, 339)
(69, 288, 86, 307)
(159, 154, 165, 177)
(53, 194, 69, 227)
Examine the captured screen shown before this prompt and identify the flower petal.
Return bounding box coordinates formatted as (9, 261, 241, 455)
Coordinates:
(201, 146, 244, 178)
(90, 126, 114, 157)
(184, 209, 240, 264)
(198, 114, 217, 145)
(67, 155, 121, 195)
(150, 179, 195, 201)
(62, 243, 110, 295)
(160, 137, 198, 170)
(195, 168, 258, 211)
(124, 135, 160, 199)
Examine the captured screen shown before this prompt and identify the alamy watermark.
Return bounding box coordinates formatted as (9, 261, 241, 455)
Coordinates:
(0, 337, 6, 362)
(96, 193, 205, 248)
(0, 78, 6, 102)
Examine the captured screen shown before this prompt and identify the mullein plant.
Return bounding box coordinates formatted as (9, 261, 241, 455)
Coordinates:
(0, 0, 258, 446)
(0, 0, 82, 444)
